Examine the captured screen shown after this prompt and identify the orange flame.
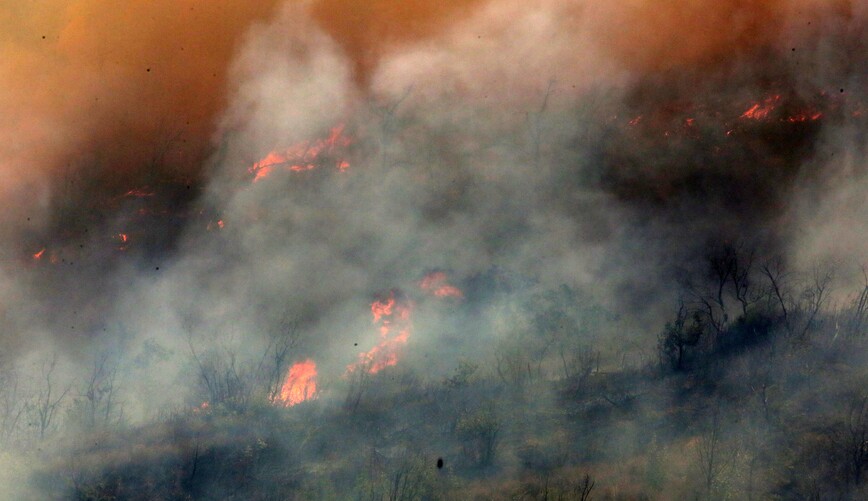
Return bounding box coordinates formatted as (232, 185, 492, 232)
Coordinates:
(419, 271, 464, 298)
(250, 124, 352, 182)
(785, 111, 823, 123)
(33, 248, 46, 260)
(740, 95, 781, 120)
(276, 359, 318, 407)
(349, 293, 413, 374)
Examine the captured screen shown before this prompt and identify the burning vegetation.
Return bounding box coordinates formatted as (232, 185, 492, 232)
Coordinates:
(249, 124, 352, 182)
(0, 1, 867, 500)
(275, 359, 318, 406)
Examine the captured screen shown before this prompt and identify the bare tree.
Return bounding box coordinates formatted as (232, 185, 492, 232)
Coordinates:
(746, 346, 777, 426)
(344, 363, 373, 415)
(686, 243, 760, 344)
(840, 266, 868, 339)
(574, 473, 596, 501)
(78, 352, 123, 429)
(29, 353, 71, 440)
(796, 264, 835, 340)
(761, 256, 792, 333)
(186, 333, 250, 408)
(696, 403, 736, 500)
(0, 357, 25, 446)
(254, 312, 300, 402)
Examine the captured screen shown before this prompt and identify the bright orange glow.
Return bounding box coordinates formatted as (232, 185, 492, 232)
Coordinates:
(33, 248, 46, 260)
(250, 124, 352, 182)
(276, 359, 318, 406)
(371, 296, 396, 322)
(740, 95, 781, 120)
(349, 293, 413, 374)
(115, 233, 129, 251)
(785, 112, 823, 123)
(419, 271, 464, 298)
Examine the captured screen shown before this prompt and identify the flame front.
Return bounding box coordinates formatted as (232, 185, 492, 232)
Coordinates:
(276, 359, 318, 407)
(740, 95, 780, 120)
(250, 124, 352, 182)
(348, 293, 413, 374)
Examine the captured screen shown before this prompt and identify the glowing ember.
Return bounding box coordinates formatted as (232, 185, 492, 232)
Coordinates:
(122, 188, 155, 198)
(114, 233, 130, 251)
(349, 292, 413, 374)
(33, 248, 46, 260)
(276, 359, 318, 406)
(250, 124, 352, 182)
(740, 95, 781, 120)
(419, 271, 464, 298)
(785, 112, 823, 123)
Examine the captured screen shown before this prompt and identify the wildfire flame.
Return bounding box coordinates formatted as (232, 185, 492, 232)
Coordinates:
(785, 111, 823, 123)
(419, 271, 464, 298)
(348, 292, 413, 374)
(740, 95, 781, 120)
(33, 248, 46, 260)
(250, 124, 352, 182)
(276, 359, 318, 407)
(114, 233, 130, 252)
(738, 94, 823, 124)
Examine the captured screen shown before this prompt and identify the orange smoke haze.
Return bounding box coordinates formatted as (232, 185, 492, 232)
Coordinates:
(309, 0, 489, 83)
(0, 0, 281, 195)
(0, 0, 853, 202)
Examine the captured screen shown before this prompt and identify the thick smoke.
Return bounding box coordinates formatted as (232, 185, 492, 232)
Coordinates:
(0, 1, 280, 229)
(0, 0, 866, 498)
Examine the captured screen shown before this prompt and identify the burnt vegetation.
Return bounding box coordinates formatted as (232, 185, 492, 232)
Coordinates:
(5, 245, 868, 499)
(3, 5, 867, 500)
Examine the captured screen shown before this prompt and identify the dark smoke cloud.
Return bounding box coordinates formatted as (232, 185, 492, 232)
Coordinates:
(0, 1, 866, 496)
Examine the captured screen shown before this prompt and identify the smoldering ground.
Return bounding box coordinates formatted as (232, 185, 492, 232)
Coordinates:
(0, 0, 866, 499)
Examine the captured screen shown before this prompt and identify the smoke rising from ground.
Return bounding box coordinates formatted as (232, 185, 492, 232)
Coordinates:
(0, 0, 866, 498)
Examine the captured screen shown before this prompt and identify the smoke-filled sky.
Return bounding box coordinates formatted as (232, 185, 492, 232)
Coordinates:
(0, 0, 866, 422)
